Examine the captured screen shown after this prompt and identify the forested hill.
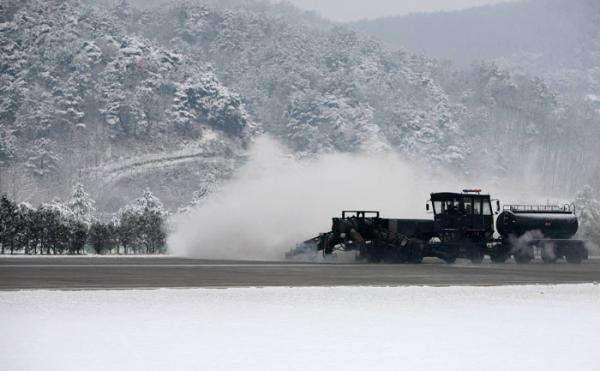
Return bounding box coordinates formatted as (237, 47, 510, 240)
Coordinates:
(0, 0, 598, 212)
(0, 0, 254, 210)
(351, 0, 600, 99)
(131, 0, 600, 191)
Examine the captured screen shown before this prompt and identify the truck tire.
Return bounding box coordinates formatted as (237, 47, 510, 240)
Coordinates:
(442, 256, 457, 264)
(541, 245, 557, 263)
(541, 256, 557, 263)
(490, 253, 508, 264)
(470, 247, 485, 264)
(514, 254, 532, 264)
(405, 240, 424, 264)
(565, 252, 583, 264)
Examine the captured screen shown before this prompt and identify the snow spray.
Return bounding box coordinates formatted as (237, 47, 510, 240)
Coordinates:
(168, 136, 453, 259)
(168, 135, 541, 260)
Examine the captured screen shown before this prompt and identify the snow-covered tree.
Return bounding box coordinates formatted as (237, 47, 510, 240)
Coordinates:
(55, 77, 86, 133)
(14, 202, 34, 254)
(41, 199, 74, 222)
(88, 222, 117, 254)
(0, 194, 18, 254)
(170, 74, 250, 138)
(0, 128, 16, 163)
(190, 187, 210, 206)
(67, 183, 96, 227)
(574, 185, 600, 247)
(115, 188, 167, 254)
(25, 138, 61, 177)
(177, 186, 211, 214)
(132, 188, 167, 217)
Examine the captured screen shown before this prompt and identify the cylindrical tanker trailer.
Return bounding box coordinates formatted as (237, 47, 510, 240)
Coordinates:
(495, 205, 587, 263)
(496, 206, 578, 238)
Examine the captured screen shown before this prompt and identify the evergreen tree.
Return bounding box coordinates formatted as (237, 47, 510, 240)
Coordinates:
(43, 199, 74, 221)
(14, 202, 34, 254)
(25, 138, 61, 177)
(116, 209, 140, 254)
(55, 77, 86, 134)
(0, 194, 17, 254)
(0, 128, 16, 163)
(134, 188, 167, 217)
(117, 189, 168, 253)
(88, 222, 115, 255)
(67, 220, 87, 254)
(36, 206, 62, 254)
(139, 209, 167, 254)
(68, 183, 96, 227)
(574, 185, 600, 247)
(177, 186, 210, 214)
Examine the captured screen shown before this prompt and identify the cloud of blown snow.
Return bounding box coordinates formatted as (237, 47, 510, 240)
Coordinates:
(168, 136, 455, 260)
(168, 135, 547, 260)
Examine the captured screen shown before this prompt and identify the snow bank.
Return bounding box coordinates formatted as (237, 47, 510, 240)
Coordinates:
(1, 285, 599, 371)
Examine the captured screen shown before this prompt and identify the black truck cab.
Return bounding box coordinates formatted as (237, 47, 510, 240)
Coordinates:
(429, 191, 495, 243)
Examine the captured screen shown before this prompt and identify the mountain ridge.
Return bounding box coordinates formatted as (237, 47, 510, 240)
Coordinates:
(0, 0, 598, 212)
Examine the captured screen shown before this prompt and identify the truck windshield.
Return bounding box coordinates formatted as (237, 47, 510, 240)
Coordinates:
(463, 197, 473, 215)
(433, 195, 493, 216)
(433, 199, 460, 215)
(473, 198, 482, 215)
(482, 201, 492, 215)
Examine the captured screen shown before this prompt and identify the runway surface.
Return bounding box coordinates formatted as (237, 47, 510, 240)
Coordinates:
(2, 256, 600, 289)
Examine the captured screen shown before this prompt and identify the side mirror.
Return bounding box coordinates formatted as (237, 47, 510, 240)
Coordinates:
(496, 200, 501, 212)
(426, 203, 430, 211)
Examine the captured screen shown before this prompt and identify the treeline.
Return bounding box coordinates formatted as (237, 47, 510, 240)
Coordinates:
(88, 208, 166, 254)
(0, 184, 168, 255)
(0, 196, 86, 254)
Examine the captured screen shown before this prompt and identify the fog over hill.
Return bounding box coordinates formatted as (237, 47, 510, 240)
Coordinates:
(0, 0, 598, 213)
(352, 0, 600, 100)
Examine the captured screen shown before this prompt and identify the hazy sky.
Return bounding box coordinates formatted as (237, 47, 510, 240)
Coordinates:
(278, 0, 517, 22)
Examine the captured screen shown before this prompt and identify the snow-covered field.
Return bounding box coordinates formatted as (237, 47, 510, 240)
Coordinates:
(1, 285, 599, 371)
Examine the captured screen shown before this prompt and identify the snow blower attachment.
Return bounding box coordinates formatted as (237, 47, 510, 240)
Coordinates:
(286, 191, 588, 264)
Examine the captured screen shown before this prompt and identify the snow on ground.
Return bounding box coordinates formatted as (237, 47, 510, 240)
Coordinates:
(1, 285, 600, 371)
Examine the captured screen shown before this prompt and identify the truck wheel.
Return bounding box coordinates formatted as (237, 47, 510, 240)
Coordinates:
(470, 250, 484, 264)
(541, 246, 557, 263)
(405, 240, 424, 264)
(565, 253, 583, 264)
(443, 256, 457, 264)
(514, 254, 532, 264)
(408, 254, 424, 264)
(490, 253, 508, 263)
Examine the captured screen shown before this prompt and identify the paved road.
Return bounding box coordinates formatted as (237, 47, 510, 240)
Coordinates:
(1, 256, 600, 289)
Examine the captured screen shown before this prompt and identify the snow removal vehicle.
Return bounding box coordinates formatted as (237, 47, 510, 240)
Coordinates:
(286, 190, 588, 264)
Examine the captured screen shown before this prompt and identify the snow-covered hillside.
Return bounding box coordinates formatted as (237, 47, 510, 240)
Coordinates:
(352, 0, 600, 103)
(0, 0, 254, 210)
(1, 0, 599, 212)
